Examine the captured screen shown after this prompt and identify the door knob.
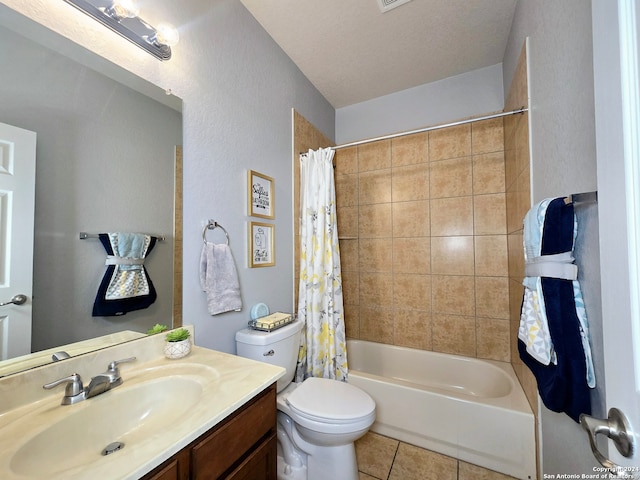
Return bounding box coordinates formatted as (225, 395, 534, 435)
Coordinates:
(0, 294, 27, 306)
(580, 408, 636, 473)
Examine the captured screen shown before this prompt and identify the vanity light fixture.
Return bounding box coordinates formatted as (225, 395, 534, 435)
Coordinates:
(63, 0, 179, 61)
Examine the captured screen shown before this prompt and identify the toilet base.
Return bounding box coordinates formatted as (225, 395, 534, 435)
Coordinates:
(276, 454, 307, 480)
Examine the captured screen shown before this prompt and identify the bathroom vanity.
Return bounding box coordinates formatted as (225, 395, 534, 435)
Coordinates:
(142, 383, 276, 479)
(0, 327, 284, 480)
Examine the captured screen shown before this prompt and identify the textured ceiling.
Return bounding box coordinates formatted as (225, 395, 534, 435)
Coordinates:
(240, 0, 517, 108)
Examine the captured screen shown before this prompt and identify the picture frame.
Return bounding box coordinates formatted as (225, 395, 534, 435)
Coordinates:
(249, 221, 275, 268)
(248, 170, 275, 219)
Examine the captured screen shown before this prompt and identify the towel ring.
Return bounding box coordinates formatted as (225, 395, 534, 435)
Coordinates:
(202, 220, 230, 245)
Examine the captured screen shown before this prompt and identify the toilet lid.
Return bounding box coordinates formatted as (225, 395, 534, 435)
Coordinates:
(286, 377, 375, 423)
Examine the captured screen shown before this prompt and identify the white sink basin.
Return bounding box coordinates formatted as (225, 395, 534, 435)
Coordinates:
(9, 370, 207, 477)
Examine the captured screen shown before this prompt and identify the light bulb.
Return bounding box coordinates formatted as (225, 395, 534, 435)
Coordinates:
(154, 23, 179, 47)
(109, 0, 140, 19)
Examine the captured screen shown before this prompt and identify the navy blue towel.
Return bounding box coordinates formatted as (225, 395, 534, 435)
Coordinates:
(518, 197, 591, 422)
(92, 234, 157, 317)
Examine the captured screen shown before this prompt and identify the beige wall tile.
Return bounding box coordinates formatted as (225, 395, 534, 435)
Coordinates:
(335, 146, 358, 176)
(359, 306, 394, 343)
(392, 163, 430, 202)
(359, 204, 392, 238)
(515, 113, 530, 179)
(429, 124, 471, 162)
(360, 272, 394, 307)
(431, 236, 475, 275)
(359, 238, 393, 273)
(393, 237, 430, 274)
(337, 206, 359, 238)
(342, 269, 359, 306)
(431, 196, 473, 236)
(505, 187, 521, 235)
(476, 276, 510, 319)
(507, 230, 525, 279)
(393, 273, 431, 310)
(430, 157, 473, 198)
(356, 433, 399, 480)
(389, 443, 457, 480)
(392, 132, 428, 167)
(473, 152, 506, 195)
(432, 275, 475, 316)
(340, 239, 360, 272)
(504, 116, 518, 192)
(394, 310, 431, 349)
(472, 117, 504, 155)
(476, 317, 510, 362)
(392, 200, 430, 237)
(360, 169, 392, 205)
(474, 193, 507, 235)
(336, 173, 359, 207)
(475, 235, 508, 277)
(432, 314, 477, 357)
(359, 140, 391, 172)
(516, 166, 531, 230)
(344, 304, 360, 338)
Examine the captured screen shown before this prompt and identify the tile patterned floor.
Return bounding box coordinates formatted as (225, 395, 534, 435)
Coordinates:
(355, 432, 520, 480)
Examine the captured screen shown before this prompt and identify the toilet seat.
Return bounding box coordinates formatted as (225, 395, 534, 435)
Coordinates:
(284, 377, 376, 433)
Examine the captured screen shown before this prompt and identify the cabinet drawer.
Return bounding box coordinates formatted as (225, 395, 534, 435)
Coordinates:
(191, 385, 276, 479)
(224, 432, 276, 480)
(141, 449, 189, 480)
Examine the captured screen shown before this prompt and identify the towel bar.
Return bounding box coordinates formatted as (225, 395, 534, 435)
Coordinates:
(202, 220, 230, 245)
(564, 191, 598, 205)
(79, 232, 166, 241)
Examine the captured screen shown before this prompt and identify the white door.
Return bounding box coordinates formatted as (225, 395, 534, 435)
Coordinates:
(0, 122, 36, 360)
(593, 0, 640, 472)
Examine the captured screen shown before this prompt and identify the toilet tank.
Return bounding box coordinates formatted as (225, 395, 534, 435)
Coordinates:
(235, 319, 304, 393)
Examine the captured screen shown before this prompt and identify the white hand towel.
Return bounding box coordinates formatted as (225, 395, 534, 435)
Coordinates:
(200, 243, 242, 315)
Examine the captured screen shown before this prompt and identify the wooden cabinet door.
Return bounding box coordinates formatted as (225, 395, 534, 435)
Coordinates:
(224, 433, 277, 480)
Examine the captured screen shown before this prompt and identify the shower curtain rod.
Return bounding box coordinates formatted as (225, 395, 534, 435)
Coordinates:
(328, 107, 528, 151)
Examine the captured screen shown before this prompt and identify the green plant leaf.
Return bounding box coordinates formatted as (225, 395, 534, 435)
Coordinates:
(166, 328, 190, 342)
(147, 323, 168, 335)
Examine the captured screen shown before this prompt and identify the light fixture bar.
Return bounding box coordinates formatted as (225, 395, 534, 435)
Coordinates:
(63, 0, 172, 61)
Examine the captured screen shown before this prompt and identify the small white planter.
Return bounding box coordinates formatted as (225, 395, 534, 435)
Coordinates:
(164, 338, 191, 359)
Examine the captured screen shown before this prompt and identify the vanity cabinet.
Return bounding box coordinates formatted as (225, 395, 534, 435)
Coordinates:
(142, 384, 277, 480)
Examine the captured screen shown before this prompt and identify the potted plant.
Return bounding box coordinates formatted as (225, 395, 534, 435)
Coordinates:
(163, 327, 192, 359)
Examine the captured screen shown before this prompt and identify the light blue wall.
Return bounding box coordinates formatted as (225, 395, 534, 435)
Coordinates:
(335, 64, 504, 144)
(179, 1, 334, 354)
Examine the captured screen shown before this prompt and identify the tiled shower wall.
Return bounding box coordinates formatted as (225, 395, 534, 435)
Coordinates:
(335, 119, 511, 362)
(505, 44, 538, 415)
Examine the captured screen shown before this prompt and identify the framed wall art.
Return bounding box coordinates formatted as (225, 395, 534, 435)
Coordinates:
(248, 170, 274, 219)
(249, 221, 275, 268)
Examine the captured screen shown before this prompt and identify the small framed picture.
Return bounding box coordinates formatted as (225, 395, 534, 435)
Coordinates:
(248, 170, 275, 219)
(249, 221, 275, 268)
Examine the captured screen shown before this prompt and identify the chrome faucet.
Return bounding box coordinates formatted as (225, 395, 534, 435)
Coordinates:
(42, 357, 136, 405)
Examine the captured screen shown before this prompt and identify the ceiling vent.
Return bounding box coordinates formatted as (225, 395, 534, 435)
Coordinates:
(376, 0, 412, 13)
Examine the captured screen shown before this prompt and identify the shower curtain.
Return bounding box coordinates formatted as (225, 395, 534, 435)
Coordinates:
(295, 147, 348, 382)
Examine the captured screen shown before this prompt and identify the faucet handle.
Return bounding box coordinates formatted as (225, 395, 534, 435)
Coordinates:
(104, 357, 136, 387)
(43, 373, 85, 405)
(107, 356, 136, 373)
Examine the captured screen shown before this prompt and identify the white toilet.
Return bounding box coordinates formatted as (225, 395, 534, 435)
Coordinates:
(236, 319, 375, 480)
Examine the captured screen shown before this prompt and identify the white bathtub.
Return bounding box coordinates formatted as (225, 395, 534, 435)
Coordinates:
(347, 340, 536, 480)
